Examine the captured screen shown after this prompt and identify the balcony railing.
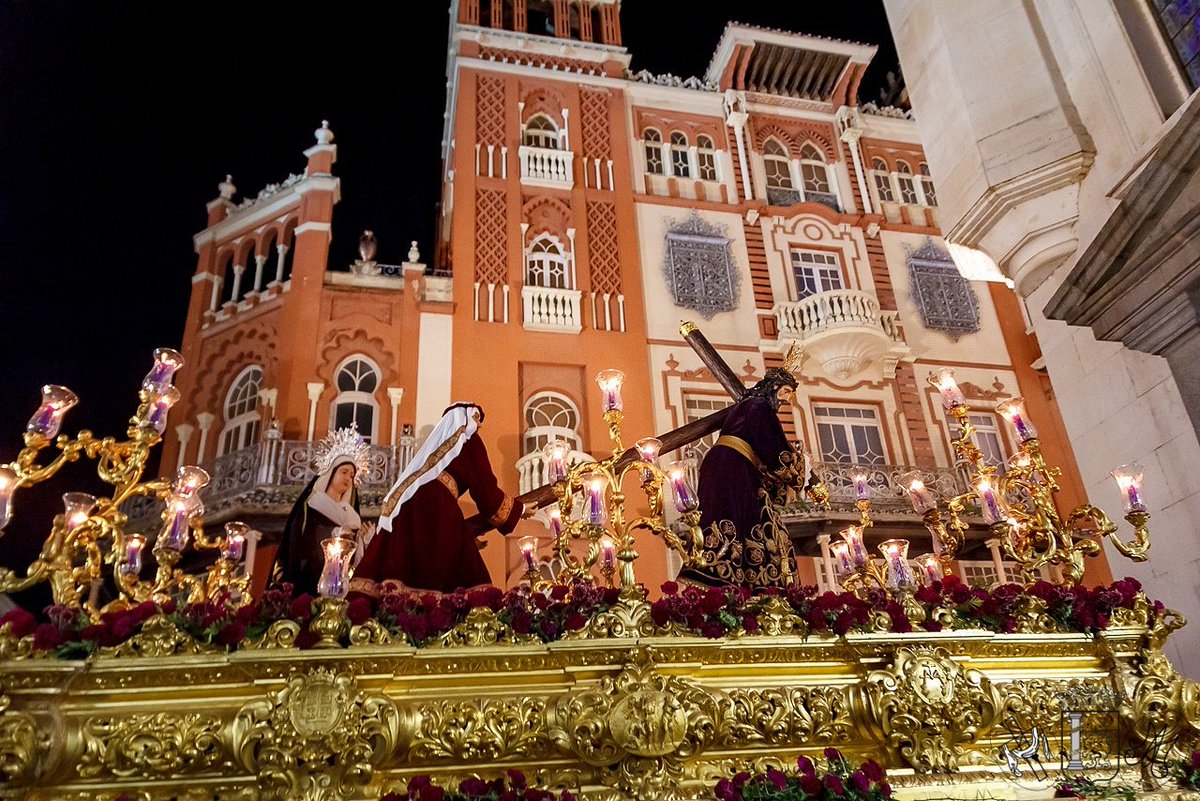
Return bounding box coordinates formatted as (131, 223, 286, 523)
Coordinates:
(776, 289, 887, 338)
(522, 285, 582, 333)
(518, 145, 575, 189)
(810, 461, 967, 510)
(766, 187, 841, 212)
(774, 289, 907, 378)
(515, 447, 594, 495)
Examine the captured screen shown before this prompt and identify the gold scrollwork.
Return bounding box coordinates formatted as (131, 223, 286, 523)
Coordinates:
(107, 615, 209, 658)
(410, 697, 551, 761)
(231, 668, 402, 801)
(0, 689, 41, 782)
(77, 712, 223, 778)
(857, 646, 1002, 773)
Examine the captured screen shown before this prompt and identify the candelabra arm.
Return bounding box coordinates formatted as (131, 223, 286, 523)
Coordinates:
(1111, 511, 1151, 562)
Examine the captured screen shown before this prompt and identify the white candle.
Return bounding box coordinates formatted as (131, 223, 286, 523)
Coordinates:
(244, 529, 261, 579)
(975, 477, 1003, 524)
(907, 478, 937, 515)
(841, 526, 868, 568)
(599, 535, 616, 569)
(1110, 464, 1147, 513)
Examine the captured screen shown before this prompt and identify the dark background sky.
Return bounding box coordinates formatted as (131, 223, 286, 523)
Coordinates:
(0, 1, 895, 544)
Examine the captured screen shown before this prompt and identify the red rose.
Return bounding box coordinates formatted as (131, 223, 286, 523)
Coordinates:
(766, 767, 788, 790)
(459, 777, 489, 796)
(505, 768, 527, 789)
(1191, 750, 1200, 770)
(217, 622, 246, 647)
(290, 594, 315, 622)
(823, 746, 844, 762)
(796, 755, 815, 775)
(799, 774, 823, 795)
(861, 759, 885, 783)
(714, 778, 738, 801)
(650, 601, 671, 627)
(564, 612, 587, 631)
(347, 596, 372, 626)
(32, 623, 64, 651)
(295, 629, 318, 650)
(660, 581, 679, 595)
(742, 614, 760, 634)
(823, 774, 845, 795)
(701, 620, 726, 639)
(850, 771, 870, 792)
(111, 616, 140, 642)
(0, 609, 37, 638)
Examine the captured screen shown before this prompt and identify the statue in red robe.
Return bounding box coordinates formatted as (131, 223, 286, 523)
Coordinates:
(349, 403, 522, 596)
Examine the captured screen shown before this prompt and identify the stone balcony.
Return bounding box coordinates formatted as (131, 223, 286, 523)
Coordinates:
(515, 447, 594, 495)
(774, 289, 909, 379)
(522, 285, 582, 333)
(518, 145, 575, 190)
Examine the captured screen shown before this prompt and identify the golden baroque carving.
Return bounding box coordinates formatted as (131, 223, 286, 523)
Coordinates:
(576, 597, 656, 639)
(438, 607, 516, 647)
(411, 697, 551, 762)
(242, 619, 302, 650)
(857, 646, 1002, 773)
(78, 712, 223, 778)
(720, 686, 854, 747)
(0, 689, 41, 782)
(231, 668, 402, 801)
(107, 615, 209, 658)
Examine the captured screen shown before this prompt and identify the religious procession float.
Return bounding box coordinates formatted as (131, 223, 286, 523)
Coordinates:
(0, 326, 1197, 801)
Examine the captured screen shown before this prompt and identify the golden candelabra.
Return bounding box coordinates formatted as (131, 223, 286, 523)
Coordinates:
(540, 369, 708, 597)
(0, 349, 254, 619)
(923, 368, 1151, 586)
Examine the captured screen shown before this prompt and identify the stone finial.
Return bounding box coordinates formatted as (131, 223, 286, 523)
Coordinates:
(218, 174, 236, 200)
(408, 240, 420, 263)
(314, 120, 335, 146)
(358, 230, 378, 263)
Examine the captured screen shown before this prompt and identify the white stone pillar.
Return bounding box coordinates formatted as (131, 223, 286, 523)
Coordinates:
(306, 382, 324, 441)
(817, 533, 837, 589)
(387, 387, 404, 446)
(252, 254, 267, 293)
(208, 276, 222, 312)
(273, 243, 289, 285)
(985, 537, 1005, 585)
(195, 413, 215, 463)
(230, 265, 246, 304)
(566, 227, 577, 289)
(174, 423, 194, 469)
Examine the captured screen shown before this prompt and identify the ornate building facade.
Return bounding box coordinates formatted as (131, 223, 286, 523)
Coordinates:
(883, 0, 1199, 672)
(166, 1, 1098, 596)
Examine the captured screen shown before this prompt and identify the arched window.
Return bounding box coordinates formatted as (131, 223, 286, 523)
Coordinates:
(331, 356, 380, 442)
(918, 162, 937, 206)
(526, 235, 570, 289)
(763, 139, 793, 189)
(798, 143, 829, 194)
(696, 135, 717, 181)
(643, 128, 663, 175)
(669, 131, 690, 178)
(895, 160, 919, 204)
(872, 157, 895, 202)
(219, 366, 263, 455)
(522, 114, 559, 150)
(522, 392, 581, 455)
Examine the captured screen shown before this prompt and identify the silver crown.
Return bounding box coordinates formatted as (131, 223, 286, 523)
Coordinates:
(312, 428, 371, 486)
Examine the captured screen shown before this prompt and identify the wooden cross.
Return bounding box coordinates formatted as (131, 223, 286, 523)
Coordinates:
(467, 322, 754, 531)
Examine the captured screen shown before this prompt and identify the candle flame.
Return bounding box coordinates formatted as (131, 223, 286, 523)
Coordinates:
(909, 479, 925, 492)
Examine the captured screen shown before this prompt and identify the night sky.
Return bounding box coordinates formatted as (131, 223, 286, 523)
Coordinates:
(0, 1, 895, 542)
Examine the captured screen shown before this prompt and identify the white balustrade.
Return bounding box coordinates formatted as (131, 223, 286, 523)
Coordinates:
(775, 289, 884, 338)
(515, 448, 593, 495)
(518, 146, 575, 189)
(522, 285, 582, 333)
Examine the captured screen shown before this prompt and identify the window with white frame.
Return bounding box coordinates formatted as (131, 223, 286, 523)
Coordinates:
(643, 128, 663, 175)
(669, 131, 690, 178)
(814, 404, 887, 465)
(526, 235, 570, 289)
(332, 356, 380, 442)
(681, 394, 734, 462)
(798, 143, 830, 194)
(523, 114, 559, 150)
(219, 365, 263, 455)
(696, 135, 717, 181)
(918, 163, 937, 206)
(763, 138, 793, 190)
(790, 250, 844, 300)
(523, 392, 581, 455)
(895, 161, 919, 204)
(871, 157, 895, 203)
(948, 411, 1007, 471)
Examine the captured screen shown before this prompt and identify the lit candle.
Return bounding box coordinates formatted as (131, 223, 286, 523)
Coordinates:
(518, 535, 539, 573)
(121, 533, 146, 576)
(26, 385, 79, 439)
(851, 467, 871, 501)
(840, 525, 868, 568)
(0, 466, 16, 530)
(929, 368, 965, 410)
(61, 492, 97, 532)
(243, 529, 262, 579)
(996, 397, 1037, 442)
(599, 535, 616, 570)
(595, 369, 625, 413)
(878, 538, 914, 589)
(975, 476, 1003, 524)
(317, 536, 352, 598)
(584, 473, 609, 526)
(158, 498, 192, 552)
(547, 507, 564, 537)
(173, 465, 210, 514)
(1110, 464, 1147, 513)
(1005, 516, 1025, 552)
(635, 437, 662, 463)
(916, 553, 942, 584)
(139, 386, 181, 435)
(544, 439, 570, 483)
(222, 522, 249, 561)
(830, 542, 853, 576)
(904, 473, 937, 515)
(142, 347, 185, 394)
(665, 461, 698, 513)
